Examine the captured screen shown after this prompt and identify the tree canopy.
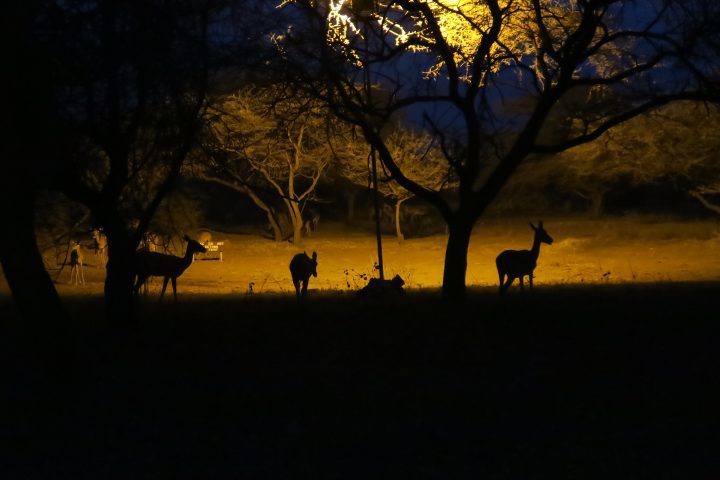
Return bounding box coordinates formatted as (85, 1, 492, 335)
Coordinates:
(275, 0, 720, 298)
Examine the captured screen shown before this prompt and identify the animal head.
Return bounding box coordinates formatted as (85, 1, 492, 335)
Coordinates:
(530, 221, 553, 245)
(310, 251, 318, 277)
(391, 274, 405, 288)
(184, 234, 207, 254)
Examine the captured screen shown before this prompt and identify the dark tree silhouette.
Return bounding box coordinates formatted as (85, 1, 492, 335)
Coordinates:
(2, 1, 72, 332)
(276, 0, 720, 300)
(3, 0, 269, 326)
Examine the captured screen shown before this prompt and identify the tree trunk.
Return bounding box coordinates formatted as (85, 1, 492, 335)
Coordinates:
(0, 188, 70, 330)
(689, 190, 720, 215)
(289, 201, 304, 244)
(589, 190, 605, 218)
(0, 188, 76, 375)
(441, 215, 475, 301)
(395, 199, 405, 240)
(346, 189, 356, 222)
(266, 210, 284, 242)
(99, 210, 136, 327)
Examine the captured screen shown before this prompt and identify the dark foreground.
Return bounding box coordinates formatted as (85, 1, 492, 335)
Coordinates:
(2, 283, 719, 479)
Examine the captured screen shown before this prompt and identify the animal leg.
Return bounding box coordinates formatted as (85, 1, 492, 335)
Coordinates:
(529, 273, 534, 290)
(171, 277, 177, 302)
(160, 277, 170, 301)
(500, 275, 515, 295)
(519, 276, 524, 291)
(498, 271, 505, 295)
(133, 274, 147, 295)
(292, 279, 300, 298)
(301, 280, 308, 297)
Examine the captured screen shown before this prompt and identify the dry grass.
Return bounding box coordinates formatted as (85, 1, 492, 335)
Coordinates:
(3, 215, 720, 477)
(7, 215, 716, 299)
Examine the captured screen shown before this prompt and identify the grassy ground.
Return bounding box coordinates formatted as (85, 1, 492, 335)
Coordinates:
(2, 216, 720, 478)
(13, 215, 720, 299)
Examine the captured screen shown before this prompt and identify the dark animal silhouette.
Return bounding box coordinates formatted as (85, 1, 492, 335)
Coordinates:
(69, 241, 85, 286)
(140, 231, 170, 253)
(302, 210, 320, 236)
(496, 221, 553, 295)
(289, 251, 318, 299)
(358, 274, 405, 297)
(133, 235, 207, 301)
(91, 228, 107, 265)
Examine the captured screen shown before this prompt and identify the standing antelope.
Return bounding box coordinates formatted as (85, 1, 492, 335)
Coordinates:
(289, 251, 318, 299)
(91, 229, 108, 266)
(496, 221, 553, 295)
(302, 210, 320, 236)
(69, 241, 85, 285)
(133, 235, 207, 301)
(140, 231, 169, 253)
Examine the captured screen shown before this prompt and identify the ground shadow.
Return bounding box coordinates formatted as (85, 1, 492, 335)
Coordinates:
(2, 282, 719, 478)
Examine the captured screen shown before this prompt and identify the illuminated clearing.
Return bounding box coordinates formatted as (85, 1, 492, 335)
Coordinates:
(7, 218, 719, 297)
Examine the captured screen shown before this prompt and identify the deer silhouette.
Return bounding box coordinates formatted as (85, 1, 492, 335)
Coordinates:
(358, 274, 405, 297)
(302, 210, 320, 236)
(496, 221, 553, 295)
(140, 231, 170, 253)
(69, 241, 85, 286)
(91, 229, 107, 266)
(289, 251, 317, 299)
(133, 234, 206, 301)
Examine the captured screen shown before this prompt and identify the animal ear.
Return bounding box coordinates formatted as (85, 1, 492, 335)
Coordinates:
(183, 234, 191, 241)
(538, 220, 544, 228)
(312, 251, 317, 260)
(529, 222, 537, 231)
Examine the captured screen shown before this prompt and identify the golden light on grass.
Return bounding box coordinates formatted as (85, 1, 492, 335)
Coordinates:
(23, 218, 720, 298)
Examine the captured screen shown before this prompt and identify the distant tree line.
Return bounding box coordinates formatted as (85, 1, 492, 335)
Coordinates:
(495, 102, 720, 217)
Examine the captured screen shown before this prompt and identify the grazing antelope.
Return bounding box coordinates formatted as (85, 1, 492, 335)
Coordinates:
(302, 210, 320, 236)
(91, 229, 108, 266)
(140, 231, 169, 253)
(289, 251, 318, 299)
(69, 241, 85, 285)
(496, 221, 553, 295)
(133, 235, 207, 302)
(358, 274, 405, 297)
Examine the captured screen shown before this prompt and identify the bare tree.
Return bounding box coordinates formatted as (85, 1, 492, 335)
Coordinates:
(2, 0, 76, 331)
(3, 0, 268, 326)
(197, 86, 335, 243)
(276, 0, 720, 299)
(51, 1, 217, 325)
(338, 128, 453, 238)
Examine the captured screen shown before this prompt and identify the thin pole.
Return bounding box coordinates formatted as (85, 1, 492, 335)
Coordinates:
(363, 20, 384, 280)
(370, 145, 384, 279)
